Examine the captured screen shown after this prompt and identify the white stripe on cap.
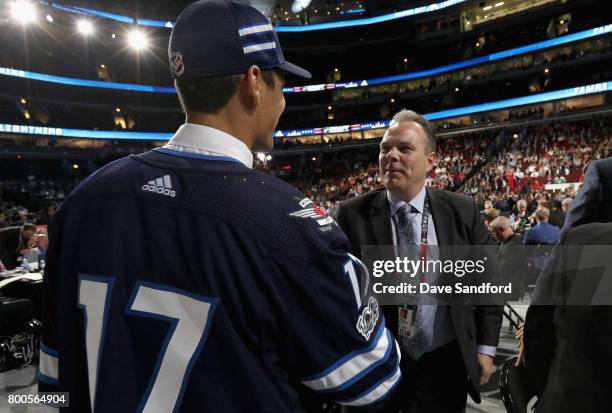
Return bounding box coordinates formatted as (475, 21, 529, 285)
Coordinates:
(243, 42, 276, 54)
(238, 23, 274, 37)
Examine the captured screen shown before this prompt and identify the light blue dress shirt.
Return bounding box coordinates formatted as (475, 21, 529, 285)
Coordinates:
(387, 187, 496, 357)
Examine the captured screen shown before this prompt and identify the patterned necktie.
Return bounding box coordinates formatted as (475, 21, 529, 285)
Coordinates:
(394, 204, 427, 360)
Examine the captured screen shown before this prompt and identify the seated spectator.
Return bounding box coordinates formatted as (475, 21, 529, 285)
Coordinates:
(561, 197, 573, 214)
(490, 216, 529, 300)
(0, 212, 8, 229)
(524, 207, 561, 246)
(511, 199, 531, 235)
(0, 223, 38, 270)
(36, 204, 56, 225)
(483, 208, 500, 231)
(524, 207, 561, 274)
(545, 199, 565, 229)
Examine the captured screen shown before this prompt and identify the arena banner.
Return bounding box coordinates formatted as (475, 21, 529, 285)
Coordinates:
(2, 24, 610, 94)
(1, 81, 610, 140)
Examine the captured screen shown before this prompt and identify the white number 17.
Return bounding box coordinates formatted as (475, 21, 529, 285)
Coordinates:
(78, 274, 217, 413)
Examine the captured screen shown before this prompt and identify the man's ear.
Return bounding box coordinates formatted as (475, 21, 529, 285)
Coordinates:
(242, 65, 262, 108)
(426, 151, 437, 174)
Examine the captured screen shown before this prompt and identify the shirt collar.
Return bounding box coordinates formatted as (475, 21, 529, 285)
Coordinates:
(387, 186, 426, 216)
(162, 123, 254, 169)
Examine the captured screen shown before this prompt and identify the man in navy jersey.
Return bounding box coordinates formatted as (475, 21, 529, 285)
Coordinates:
(38, 1, 401, 412)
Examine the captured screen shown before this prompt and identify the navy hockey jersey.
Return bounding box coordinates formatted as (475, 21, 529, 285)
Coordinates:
(39, 148, 401, 412)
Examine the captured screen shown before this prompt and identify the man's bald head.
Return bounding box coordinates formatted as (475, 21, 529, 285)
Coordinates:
(490, 216, 513, 243)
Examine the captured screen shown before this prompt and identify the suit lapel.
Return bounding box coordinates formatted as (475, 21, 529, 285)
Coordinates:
(369, 190, 393, 245)
(426, 188, 454, 246)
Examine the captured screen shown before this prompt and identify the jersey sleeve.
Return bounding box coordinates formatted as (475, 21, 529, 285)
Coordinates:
(271, 208, 401, 407)
(38, 210, 63, 391)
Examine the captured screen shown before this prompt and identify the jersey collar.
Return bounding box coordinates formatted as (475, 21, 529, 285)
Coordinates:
(162, 123, 254, 169)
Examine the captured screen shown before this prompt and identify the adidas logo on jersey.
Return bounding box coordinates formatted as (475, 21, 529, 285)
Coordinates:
(142, 175, 176, 197)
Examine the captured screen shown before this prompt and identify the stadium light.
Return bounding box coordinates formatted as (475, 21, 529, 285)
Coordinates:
(291, 0, 312, 13)
(127, 30, 148, 51)
(256, 153, 266, 161)
(46, 14, 53, 23)
(10, 0, 37, 24)
(77, 19, 94, 35)
(266, 155, 272, 161)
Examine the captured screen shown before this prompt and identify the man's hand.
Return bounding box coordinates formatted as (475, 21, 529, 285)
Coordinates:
(19, 248, 32, 256)
(478, 353, 494, 386)
(515, 324, 525, 367)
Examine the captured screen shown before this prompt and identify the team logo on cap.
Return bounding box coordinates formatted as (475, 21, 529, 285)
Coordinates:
(170, 52, 185, 77)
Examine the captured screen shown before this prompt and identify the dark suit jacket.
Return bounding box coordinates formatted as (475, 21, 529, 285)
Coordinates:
(561, 157, 612, 240)
(0, 226, 22, 270)
(497, 234, 529, 300)
(525, 223, 612, 413)
(548, 210, 565, 229)
(336, 187, 503, 403)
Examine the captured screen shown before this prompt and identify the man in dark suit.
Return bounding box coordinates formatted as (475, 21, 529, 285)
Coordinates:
(490, 216, 529, 300)
(560, 157, 612, 239)
(0, 224, 37, 270)
(545, 200, 565, 229)
(336, 109, 503, 412)
(519, 158, 612, 410)
(522, 223, 612, 413)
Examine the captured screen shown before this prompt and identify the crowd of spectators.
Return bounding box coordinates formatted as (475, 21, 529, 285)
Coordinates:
(462, 117, 612, 196)
(2, 117, 610, 269)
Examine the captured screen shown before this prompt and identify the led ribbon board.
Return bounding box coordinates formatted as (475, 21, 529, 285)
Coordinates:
(2, 81, 609, 140)
(283, 23, 612, 93)
(0, 67, 175, 93)
(40, 0, 465, 31)
(2, 24, 610, 93)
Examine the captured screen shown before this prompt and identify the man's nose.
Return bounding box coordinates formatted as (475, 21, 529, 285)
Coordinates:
(385, 147, 400, 162)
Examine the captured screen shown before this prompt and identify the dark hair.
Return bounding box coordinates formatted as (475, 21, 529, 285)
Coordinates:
(539, 200, 553, 210)
(391, 109, 436, 153)
(175, 69, 280, 114)
(22, 223, 37, 232)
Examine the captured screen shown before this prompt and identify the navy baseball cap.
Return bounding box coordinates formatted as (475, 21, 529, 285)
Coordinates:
(169, 0, 311, 80)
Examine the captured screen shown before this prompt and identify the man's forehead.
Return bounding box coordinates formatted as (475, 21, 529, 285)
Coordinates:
(382, 121, 425, 143)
